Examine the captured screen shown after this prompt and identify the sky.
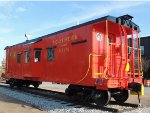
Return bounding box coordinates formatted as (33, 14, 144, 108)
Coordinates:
(0, 1, 150, 65)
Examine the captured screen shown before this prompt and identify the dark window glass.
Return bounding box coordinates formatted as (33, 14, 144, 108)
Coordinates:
(108, 37, 111, 45)
(25, 51, 30, 63)
(17, 54, 21, 63)
(34, 49, 41, 62)
(48, 48, 54, 61)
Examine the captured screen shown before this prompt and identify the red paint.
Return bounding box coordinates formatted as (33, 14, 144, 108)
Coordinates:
(4, 18, 143, 90)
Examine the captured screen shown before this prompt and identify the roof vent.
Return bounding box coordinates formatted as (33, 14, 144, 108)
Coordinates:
(116, 14, 134, 28)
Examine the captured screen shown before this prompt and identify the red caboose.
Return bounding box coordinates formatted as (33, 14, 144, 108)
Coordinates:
(3, 15, 143, 106)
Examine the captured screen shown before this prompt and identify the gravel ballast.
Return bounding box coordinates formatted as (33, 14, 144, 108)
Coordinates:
(0, 86, 150, 113)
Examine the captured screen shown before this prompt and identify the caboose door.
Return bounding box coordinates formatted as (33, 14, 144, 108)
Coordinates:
(22, 50, 32, 78)
(108, 34, 116, 76)
(32, 48, 44, 78)
(108, 26, 128, 78)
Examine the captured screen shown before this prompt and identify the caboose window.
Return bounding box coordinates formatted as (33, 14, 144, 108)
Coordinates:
(25, 51, 30, 63)
(17, 54, 21, 63)
(47, 48, 54, 61)
(34, 49, 41, 62)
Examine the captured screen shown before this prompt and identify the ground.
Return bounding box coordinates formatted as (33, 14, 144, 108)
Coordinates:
(0, 82, 150, 113)
(0, 93, 47, 113)
(127, 87, 150, 107)
(127, 94, 150, 107)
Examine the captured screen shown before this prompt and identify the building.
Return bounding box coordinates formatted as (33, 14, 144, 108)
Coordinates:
(140, 36, 150, 78)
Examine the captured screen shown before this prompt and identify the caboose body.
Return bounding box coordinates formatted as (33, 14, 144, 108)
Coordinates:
(3, 15, 143, 106)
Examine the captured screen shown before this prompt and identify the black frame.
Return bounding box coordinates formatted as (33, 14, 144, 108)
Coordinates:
(17, 54, 21, 63)
(47, 46, 56, 61)
(34, 49, 41, 62)
(25, 50, 30, 63)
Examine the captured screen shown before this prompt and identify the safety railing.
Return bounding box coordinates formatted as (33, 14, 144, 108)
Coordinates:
(128, 46, 143, 77)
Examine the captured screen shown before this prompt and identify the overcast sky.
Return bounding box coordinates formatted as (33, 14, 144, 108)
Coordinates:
(0, 1, 150, 64)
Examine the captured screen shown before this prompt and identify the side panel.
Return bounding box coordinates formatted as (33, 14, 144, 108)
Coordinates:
(5, 48, 11, 78)
(43, 25, 93, 85)
(31, 41, 44, 79)
(5, 48, 9, 73)
(71, 26, 92, 84)
(6, 45, 23, 79)
(22, 46, 32, 78)
(5, 22, 102, 87)
(14, 45, 23, 79)
(92, 21, 107, 79)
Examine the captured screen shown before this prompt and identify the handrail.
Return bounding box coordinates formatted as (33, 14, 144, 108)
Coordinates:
(118, 25, 123, 78)
(76, 20, 109, 84)
(104, 20, 109, 76)
(76, 53, 107, 84)
(128, 45, 142, 77)
(76, 53, 92, 84)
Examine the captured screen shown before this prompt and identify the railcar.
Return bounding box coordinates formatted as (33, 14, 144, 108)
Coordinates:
(3, 15, 143, 106)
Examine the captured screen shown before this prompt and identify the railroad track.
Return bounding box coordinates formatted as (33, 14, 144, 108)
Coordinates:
(0, 83, 140, 113)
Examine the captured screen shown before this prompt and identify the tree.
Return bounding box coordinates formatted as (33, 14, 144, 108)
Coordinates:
(1, 58, 6, 68)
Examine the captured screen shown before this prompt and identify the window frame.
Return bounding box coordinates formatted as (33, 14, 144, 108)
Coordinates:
(34, 48, 41, 62)
(17, 53, 21, 63)
(25, 50, 30, 63)
(47, 46, 56, 61)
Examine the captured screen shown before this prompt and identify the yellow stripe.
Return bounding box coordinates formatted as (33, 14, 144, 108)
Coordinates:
(130, 72, 143, 75)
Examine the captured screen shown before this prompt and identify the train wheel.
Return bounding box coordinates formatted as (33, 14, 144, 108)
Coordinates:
(113, 89, 129, 103)
(16, 83, 23, 89)
(25, 83, 30, 87)
(9, 79, 16, 88)
(65, 85, 79, 101)
(33, 83, 39, 89)
(16, 80, 23, 89)
(95, 90, 111, 106)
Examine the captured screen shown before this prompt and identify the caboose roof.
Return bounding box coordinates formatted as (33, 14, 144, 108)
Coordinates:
(5, 14, 139, 49)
